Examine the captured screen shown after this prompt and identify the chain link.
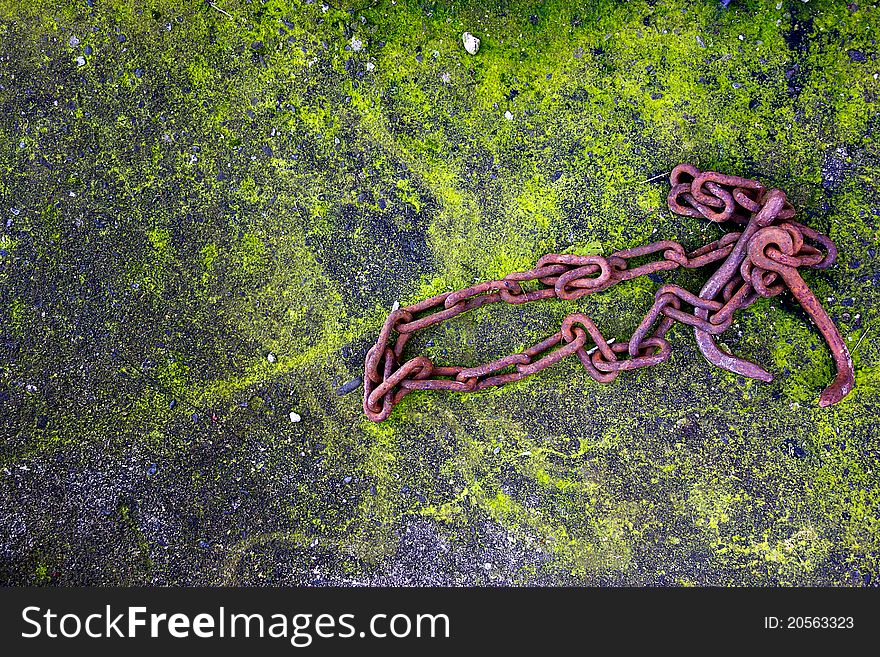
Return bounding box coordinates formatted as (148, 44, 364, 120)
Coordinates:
(363, 164, 855, 420)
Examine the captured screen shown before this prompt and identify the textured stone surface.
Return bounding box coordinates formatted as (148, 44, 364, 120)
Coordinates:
(0, 0, 878, 586)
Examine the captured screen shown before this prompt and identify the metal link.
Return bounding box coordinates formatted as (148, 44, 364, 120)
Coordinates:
(363, 347, 397, 422)
(554, 257, 613, 299)
(592, 337, 672, 372)
(628, 293, 681, 358)
(395, 294, 498, 333)
(367, 355, 433, 412)
(444, 280, 519, 309)
(362, 164, 854, 420)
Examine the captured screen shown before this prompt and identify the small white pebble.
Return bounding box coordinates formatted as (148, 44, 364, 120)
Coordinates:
(391, 300, 400, 311)
(350, 37, 363, 52)
(365, 61, 375, 71)
(289, 411, 301, 423)
(267, 352, 276, 363)
(76, 56, 86, 67)
(462, 32, 480, 55)
(504, 110, 513, 120)
(483, 562, 493, 570)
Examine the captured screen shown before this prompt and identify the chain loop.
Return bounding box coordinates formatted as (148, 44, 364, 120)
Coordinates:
(362, 164, 853, 420)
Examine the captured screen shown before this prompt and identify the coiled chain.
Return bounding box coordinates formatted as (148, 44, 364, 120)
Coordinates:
(363, 164, 854, 421)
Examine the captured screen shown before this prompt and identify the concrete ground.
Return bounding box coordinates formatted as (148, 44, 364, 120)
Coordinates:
(1, 0, 878, 585)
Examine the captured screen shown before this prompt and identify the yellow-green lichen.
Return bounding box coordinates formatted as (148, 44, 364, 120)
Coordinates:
(1, 0, 878, 586)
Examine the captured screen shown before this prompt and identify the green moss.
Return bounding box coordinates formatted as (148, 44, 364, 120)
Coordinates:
(34, 562, 51, 585)
(2, 0, 878, 586)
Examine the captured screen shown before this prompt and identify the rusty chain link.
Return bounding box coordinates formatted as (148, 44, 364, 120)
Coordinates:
(363, 164, 855, 421)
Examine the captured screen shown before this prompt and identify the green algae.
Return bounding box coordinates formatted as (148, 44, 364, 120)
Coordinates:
(0, 0, 878, 586)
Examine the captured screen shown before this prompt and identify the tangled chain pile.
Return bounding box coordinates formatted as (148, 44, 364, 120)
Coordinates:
(363, 164, 855, 422)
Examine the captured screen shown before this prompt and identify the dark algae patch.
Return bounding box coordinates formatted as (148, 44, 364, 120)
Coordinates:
(0, 0, 878, 585)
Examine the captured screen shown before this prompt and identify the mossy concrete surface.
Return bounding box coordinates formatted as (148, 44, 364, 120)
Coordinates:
(0, 0, 878, 585)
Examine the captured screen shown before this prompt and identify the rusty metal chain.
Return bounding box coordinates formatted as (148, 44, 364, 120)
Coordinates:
(363, 164, 855, 421)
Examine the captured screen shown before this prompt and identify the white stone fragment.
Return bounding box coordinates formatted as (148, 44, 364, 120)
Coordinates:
(462, 32, 480, 55)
